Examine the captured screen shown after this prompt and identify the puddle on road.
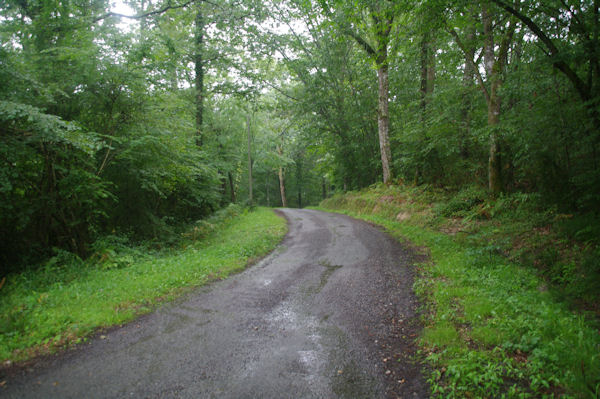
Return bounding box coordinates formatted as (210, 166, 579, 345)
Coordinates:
(319, 324, 381, 399)
(298, 350, 318, 366)
(266, 300, 302, 329)
(332, 359, 378, 399)
(163, 312, 193, 334)
(299, 260, 343, 296)
(317, 260, 343, 293)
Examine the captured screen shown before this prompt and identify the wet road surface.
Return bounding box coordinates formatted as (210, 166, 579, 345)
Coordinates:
(2, 209, 428, 398)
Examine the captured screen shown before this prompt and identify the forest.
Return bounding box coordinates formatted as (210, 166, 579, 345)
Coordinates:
(1, 0, 600, 396)
(1, 0, 599, 272)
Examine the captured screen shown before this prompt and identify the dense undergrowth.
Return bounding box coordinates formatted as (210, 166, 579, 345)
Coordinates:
(320, 184, 600, 398)
(0, 205, 287, 364)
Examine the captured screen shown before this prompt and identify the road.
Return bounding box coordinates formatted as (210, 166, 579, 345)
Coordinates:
(2, 209, 427, 398)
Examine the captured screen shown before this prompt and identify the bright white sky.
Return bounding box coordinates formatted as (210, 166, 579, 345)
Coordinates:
(110, 0, 304, 35)
(108, 0, 305, 90)
(110, 1, 138, 32)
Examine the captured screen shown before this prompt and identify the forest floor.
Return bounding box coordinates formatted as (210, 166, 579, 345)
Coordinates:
(1, 209, 427, 398)
(318, 184, 600, 398)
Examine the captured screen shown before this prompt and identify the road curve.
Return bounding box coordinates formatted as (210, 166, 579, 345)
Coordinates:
(2, 209, 428, 398)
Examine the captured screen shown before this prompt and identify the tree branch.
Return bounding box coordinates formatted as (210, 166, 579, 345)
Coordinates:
(92, 0, 198, 23)
(448, 28, 491, 104)
(490, 0, 590, 101)
(345, 28, 376, 58)
(261, 79, 300, 102)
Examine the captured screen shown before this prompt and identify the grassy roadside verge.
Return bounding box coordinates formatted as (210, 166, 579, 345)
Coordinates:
(0, 206, 287, 364)
(318, 185, 600, 398)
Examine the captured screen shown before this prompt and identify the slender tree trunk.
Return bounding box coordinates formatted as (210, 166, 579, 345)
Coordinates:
(278, 168, 287, 207)
(420, 34, 429, 121)
(265, 174, 270, 207)
(488, 91, 502, 195)
(322, 177, 327, 200)
(169, 48, 178, 91)
(276, 141, 287, 207)
(220, 176, 227, 205)
(296, 156, 303, 208)
(427, 50, 436, 96)
(347, 11, 394, 184)
(228, 171, 236, 203)
(427, 43, 438, 180)
(218, 142, 227, 205)
(593, 0, 600, 167)
(246, 114, 253, 205)
(416, 33, 434, 183)
(483, 6, 503, 196)
(194, 5, 204, 147)
(460, 25, 475, 159)
(377, 64, 392, 184)
(460, 69, 474, 159)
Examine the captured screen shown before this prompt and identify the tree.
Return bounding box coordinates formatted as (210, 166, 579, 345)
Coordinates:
(195, 2, 205, 146)
(448, 1, 516, 195)
(325, 0, 398, 184)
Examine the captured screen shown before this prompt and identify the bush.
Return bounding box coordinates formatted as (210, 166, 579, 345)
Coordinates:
(434, 185, 487, 217)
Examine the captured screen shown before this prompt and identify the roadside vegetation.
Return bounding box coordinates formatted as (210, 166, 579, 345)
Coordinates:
(3, 0, 600, 396)
(0, 206, 287, 364)
(320, 184, 600, 398)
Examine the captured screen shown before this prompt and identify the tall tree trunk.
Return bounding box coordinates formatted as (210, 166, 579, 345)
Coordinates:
(488, 91, 502, 195)
(593, 0, 600, 169)
(459, 6, 476, 160)
(296, 155, 303, 208)
(420, 34, 429, 122)
(427, 49, 436, 96)
(218, 142, 227, 205)
(265, 174, 270, 207)
(246, 114, 253, 205)
(483, 5, 505, 196)
(346, 11, 394, 184)
(278, 168, 287, 207)
(377, 63, 392, 184)
(194, 4, 204, 147)
(169, 48, 178, 91)
(416, 33, 435, 183)
(228, 171, 236, 203)
(277, 145, 287, 207)
(460, 23, 476, 159)
(220, 176, 227, 206)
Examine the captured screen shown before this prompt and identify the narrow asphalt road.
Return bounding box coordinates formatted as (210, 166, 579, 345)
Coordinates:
(2, 209, 428, 398)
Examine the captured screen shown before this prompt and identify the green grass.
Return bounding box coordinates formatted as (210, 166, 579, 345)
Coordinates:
(0, 206, 287, 363)
(319, 185, 600, 398)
